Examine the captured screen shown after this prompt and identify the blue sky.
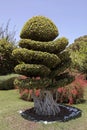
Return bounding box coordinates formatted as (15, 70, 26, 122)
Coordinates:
(0, 0, 87, 44)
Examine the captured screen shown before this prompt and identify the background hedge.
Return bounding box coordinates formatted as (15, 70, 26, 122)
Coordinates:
(0, 74, 19, 90)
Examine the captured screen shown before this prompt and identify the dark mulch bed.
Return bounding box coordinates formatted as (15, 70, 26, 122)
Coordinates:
(20, 104, 82, 123)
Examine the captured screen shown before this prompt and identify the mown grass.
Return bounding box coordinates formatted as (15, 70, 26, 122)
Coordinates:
(0, 87, 87, 130)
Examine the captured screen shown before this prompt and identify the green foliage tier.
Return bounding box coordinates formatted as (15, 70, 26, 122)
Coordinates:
(14, 64, 51, 77)
(14, 77, 51, 89)
(20, 16, 58, 41)
(50, 60, 71, 78)
(50, 51, 71, 78)
(14, 73, 74, 90)
(58, 51, 70, 62)
(12, 48, 61, 69)
(19, 37, 68, 54)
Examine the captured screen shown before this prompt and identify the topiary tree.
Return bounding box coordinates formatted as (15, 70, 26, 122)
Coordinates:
(13, 16, 71, 116)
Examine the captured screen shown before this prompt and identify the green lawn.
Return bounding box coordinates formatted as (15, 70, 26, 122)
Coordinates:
(0, 88, 87, 130)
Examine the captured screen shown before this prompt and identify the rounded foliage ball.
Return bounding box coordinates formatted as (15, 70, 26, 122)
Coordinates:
(20, 16, 58, 41)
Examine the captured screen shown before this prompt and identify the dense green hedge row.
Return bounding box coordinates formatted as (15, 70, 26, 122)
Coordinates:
(12, 48, 61, 68)
(20, 16, 58, 41)
(19, 37, 68, 54)
(0, 74, 19, 90)
(14, 63, 51, 77)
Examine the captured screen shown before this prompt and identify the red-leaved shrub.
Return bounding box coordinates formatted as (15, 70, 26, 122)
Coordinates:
(19, 88, 40, 101)
(57, 74, 87, 104)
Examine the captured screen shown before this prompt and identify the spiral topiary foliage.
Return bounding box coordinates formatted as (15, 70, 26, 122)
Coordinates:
(12, 48, 61, 69)
(14, 64, 51, 77)
(19, 37, 68, 54)
(12, 15, 71, 88)
(20, 16, 58, 41)
(13, 15, 71, 116)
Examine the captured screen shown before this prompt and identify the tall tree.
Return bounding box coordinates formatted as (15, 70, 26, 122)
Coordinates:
(13, 16, 71, 116)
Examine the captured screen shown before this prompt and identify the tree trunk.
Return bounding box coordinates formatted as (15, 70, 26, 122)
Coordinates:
(32, 90, 60, 116)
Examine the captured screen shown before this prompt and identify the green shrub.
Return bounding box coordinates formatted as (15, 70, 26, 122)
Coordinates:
(0, 39, 17, 75)
(12, 48, 61, 68)
(19, 37, 68, 54)
(68, 35, 87, 74)
(20, 16, 58, 41)
(0, 74, 19, 90)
